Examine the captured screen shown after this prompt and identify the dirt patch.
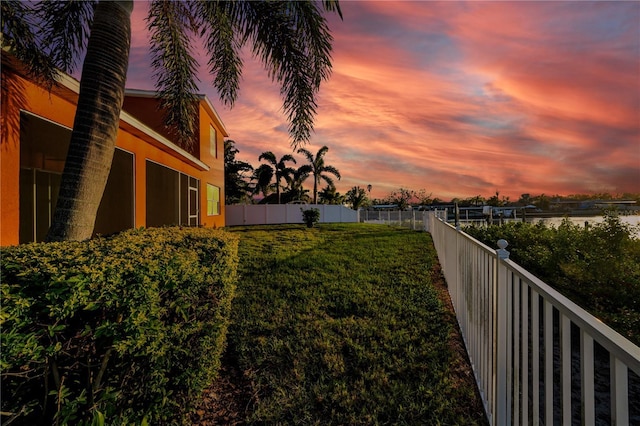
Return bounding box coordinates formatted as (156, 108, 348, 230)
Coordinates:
(190, 350, 252, 425)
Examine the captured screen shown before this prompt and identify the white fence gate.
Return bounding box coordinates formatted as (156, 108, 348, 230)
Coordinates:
(425, 212, 640, 425)
(225, 204, 358, 226)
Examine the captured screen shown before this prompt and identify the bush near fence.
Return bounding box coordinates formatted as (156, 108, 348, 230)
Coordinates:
(1, 227, 239, 425)
(464, 214, 640, 346)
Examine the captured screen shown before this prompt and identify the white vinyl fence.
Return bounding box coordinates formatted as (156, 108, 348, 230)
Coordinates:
(360, 209, 426, 229)
(225, 204, 358, 226)
(426, 212, 640, 426)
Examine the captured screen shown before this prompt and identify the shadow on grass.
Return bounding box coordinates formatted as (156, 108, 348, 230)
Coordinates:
(219, 223, 488, 425)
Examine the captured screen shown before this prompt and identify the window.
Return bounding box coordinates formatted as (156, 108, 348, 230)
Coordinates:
(146, 161, 199, 227)
(19, 112, 134, 242)
(207, 184, 220, 216)
(209, 125, 217, 157)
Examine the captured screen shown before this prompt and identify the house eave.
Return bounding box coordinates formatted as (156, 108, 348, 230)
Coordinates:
(57, 75, 210, 170)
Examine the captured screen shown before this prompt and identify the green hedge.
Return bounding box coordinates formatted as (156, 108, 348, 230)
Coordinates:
(464, 214, 640, 345)
(1, 227, 238, 425)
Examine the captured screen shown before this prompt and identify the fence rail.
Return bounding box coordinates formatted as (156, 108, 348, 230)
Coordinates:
(425, 211, 640, 425)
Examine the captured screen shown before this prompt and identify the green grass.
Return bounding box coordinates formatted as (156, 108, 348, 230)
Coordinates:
(226, 223, 486, 425)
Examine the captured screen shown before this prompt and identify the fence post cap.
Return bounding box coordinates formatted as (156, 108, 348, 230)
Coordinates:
(496, 239, 510, 259)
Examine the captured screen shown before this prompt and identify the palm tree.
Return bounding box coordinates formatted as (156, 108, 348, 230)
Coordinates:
(345, 186, 368, 210)
(284, 165, 312, 203)
(258, 152, 297, 204)
(297, 145, 340, 204)
(2, 0, 342, 241)
(251, 163, 275, 201)
(319, 184, 344, 205)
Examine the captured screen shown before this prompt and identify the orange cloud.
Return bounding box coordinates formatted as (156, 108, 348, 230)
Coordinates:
(124, 1, 640, 201)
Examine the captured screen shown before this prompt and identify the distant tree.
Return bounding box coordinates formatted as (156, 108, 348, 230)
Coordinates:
(258, 151, 296, 204)
(531, 193, 551, 210)
(346, 186, 369, 210)
(319, 185, 344, 205)
(486, 191, 509, 207)
(389, 188, 416, 210)
(283, 165, 312, 203)
(471, 195, 485, 206)
(251, 163, 275, 200)
(224, 140, 253, 204)
(518, 193, 532, 206)
(416, 189, 433, 206)
(297, 145, 340, 204)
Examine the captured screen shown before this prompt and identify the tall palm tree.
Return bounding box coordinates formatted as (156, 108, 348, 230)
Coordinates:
(285, 165, 312, 203)
(297, 145, 340, 204)
(2, 0, 342, 241)
(258, 151, 297, 204)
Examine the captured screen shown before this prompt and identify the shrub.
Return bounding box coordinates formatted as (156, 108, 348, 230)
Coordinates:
(301, 207, 320, 228)
(464, 214, 640, 345)
(1, 227, 238, 425)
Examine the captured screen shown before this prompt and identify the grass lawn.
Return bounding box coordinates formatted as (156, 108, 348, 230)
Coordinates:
(195, 223, 487, 425)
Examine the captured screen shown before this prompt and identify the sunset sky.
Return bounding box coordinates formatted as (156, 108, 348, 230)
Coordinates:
(125, 1, 640, 201)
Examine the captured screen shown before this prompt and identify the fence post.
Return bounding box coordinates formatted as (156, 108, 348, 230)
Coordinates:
(495, 239, 510, 426)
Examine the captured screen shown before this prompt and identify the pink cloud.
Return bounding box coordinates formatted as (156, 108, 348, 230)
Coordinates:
(124, 1, 640, 201)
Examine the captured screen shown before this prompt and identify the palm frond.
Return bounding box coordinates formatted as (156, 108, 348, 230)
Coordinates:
(259, 151, 277, 165)
(147, 0, 201, 147)
(196, 1, 243, 106)
(323, 0, 343, 19)
(297, 148, 314, 163)
(37, 0, 96, 74)
(297, 164, 313, 175)
(279, 154, 297, 165)
(253, 163, 274, 195)
(322, 165, 341, 180)
(320, 174, 335, 188)
(316, 145, 330, 160)
(241, 1, 336, 145)
(284, 2, 334, 87)
(1, 0, 58, 86)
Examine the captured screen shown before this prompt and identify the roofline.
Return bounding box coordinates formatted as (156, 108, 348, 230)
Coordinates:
(124, 89, 230, 137)
(55, 76, 209, 170)
(2, 52, 211, 170)
(118, 111, 209, 171)
(198, 94, 230, 137)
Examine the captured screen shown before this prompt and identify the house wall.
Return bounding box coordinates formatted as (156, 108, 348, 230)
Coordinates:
(1, 58, 227, 245)
(1, 68, 79, 245)
(198, 102, 226, 228)
(122, 96, 198, 158)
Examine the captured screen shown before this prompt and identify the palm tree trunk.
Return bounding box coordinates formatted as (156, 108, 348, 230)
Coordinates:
(313, 177, 318, 204)
(46, 1, 133, 241)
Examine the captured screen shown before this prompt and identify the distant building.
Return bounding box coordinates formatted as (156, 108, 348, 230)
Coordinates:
(550, 199, 637, 212)
(1, 52, 229, 246)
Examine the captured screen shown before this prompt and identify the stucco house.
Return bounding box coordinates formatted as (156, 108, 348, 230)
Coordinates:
(1, 52, 228, 246)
